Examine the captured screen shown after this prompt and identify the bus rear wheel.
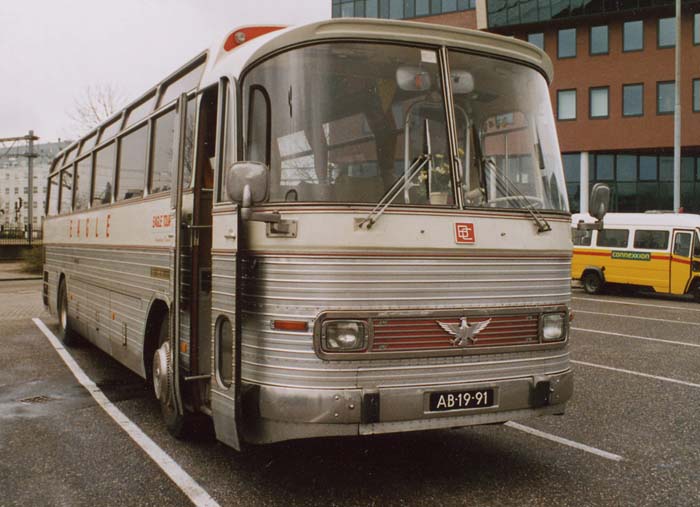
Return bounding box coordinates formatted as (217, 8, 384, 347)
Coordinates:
(57, 279, 78, 346)
(152, 316, 189, 438)
(582, 272, 603, 295)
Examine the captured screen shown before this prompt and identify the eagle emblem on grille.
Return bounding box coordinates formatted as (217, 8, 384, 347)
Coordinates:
(437, 317, 491, 346)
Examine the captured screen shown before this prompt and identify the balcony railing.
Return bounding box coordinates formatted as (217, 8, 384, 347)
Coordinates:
(0, 227, 42, 245)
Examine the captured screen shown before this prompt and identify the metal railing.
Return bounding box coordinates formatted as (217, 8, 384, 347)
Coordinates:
(0, 227, 43, 245)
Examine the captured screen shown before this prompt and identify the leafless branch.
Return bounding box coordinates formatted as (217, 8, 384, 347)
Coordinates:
(67, 83, 126, 137)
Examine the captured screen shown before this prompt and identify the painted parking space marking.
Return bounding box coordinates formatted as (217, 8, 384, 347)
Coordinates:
(574, 309, 699, 326)
(571, 327, 700, 349)
(572, 359, 700, 389)
(33, 318, 220, 507)
(505, 422, 623, 462)
(572, 296, 700, 313)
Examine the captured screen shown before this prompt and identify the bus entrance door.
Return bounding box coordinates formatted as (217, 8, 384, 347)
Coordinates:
(670, 230, 693, 294)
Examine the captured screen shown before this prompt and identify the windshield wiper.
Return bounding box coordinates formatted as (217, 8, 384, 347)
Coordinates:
(482, 158, 551, 233)
(357, 154, 431, 230)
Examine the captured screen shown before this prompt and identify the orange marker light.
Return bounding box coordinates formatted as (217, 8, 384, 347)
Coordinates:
(224, 26, 285, 51)
(180, 342, 189, 353)
(272, 320, 309, 332)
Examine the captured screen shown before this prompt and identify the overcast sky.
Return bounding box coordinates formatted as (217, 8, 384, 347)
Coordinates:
(0, 0, 330, 143)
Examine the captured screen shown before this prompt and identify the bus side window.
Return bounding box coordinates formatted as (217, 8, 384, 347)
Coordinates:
(572, 228, 592, 246)
(634, 229, 669, 250)
(596, 228, 629, 248)
(695, 232, 700, 258)
(673, 233, 691, 257)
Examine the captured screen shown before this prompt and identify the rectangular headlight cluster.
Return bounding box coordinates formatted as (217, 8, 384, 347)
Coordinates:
(541, 313, 567, 342)
(321, 320, 367, 352)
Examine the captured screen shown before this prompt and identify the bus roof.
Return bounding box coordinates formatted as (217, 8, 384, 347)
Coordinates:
(572, 212, 700, 228)
(205, 18, 554, 89)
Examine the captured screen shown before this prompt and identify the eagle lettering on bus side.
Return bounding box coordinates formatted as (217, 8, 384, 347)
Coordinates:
(68, 214, 111, 239)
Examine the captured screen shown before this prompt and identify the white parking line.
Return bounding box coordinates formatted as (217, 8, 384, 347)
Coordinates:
(33, 318, 220, 507)
(572, 359, 700, 389)
(573, 296, 700, 313)
(575, 309, 699, 326)
(571, 327, 700, 349)
(505, 421, 623, 462)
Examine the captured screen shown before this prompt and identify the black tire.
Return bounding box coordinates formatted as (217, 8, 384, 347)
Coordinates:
(57, 279, 78, 346)
(582, 271, 603, 295)
(152, 315, 189, 438)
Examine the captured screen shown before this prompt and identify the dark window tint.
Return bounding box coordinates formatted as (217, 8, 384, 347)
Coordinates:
(659, 156, 673, 181)
(572, 228, 592, 246)
(117, 124, 148, 201)
(74, 157, 92, 211)
(160, 61, 205, 107)
(658, 17, 675, 48)
(562, 153, 580, 182)
(623, 84, 644, 116)
(558, 28, 576, 58)
(590, 25, 608, 54)
(695, 231, 700, 257)
(150, 108, 176, 194)
(639, 156, 657, 180)
(657, 81, 675, 114)
(597, 229, 629, 248)
(634, 230, 669, 250)
(596, 154, 614, 180)
(623, 20, 643, 51)
(93, 143, 115, 206)
(528, 32, 544, 50)
(616, 155, 636, 181)
(48, 174, 59, 216)
(673, 232, 691, 257)
(59, 168, 74, 214)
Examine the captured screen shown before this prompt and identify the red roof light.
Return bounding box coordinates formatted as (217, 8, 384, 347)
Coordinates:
(224, 26, 285, 51)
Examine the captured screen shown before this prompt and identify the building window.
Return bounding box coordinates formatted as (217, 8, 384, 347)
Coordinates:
(557, 90, 576, 120)
(695, 13, 699, 45)
(389, 0, 403, 19)
(623, 20, 644, 52)
(558, 28, 576, 58)
(694, 79, 700, 112)
(639, 156, 657, 181)
(528, 32, 544, 50)
(590, 25, 608, 55)
(657, 81, 675, 114)
(590, 87, 609, 118)
(623, 83, 644, 117)
(416, 0, 429, 16)
(658, 17, 675, 48)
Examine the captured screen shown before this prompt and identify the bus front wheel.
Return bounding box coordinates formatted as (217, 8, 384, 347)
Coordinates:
(582, 272, 603, 295)
(152, 316, 188, 438)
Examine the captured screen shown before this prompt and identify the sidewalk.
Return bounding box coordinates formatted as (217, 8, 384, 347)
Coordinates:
(0, 261, 41, 281)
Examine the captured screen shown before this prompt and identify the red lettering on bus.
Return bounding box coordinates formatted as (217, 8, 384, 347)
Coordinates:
(69, 220, 73, 238)
(106, 214, 111, 238)
(85, 218, 90, 238)
(95, 216, 99, 237)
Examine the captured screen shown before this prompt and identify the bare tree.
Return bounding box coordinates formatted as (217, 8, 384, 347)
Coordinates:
(68, 83, 126, 135)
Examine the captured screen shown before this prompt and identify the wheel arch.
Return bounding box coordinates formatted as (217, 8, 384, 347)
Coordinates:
(581, 266, 605, 282)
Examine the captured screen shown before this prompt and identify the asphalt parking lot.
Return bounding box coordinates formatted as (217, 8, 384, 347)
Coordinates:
(1, 279, 699, 506)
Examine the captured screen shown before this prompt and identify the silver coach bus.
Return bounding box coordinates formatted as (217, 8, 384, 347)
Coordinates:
(44, 19, 573, 450)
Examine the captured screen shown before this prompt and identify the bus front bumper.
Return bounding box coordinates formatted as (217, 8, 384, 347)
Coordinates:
(241, 369, 573, 443)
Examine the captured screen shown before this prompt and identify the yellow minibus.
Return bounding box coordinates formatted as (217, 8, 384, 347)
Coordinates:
(572, 212, 700, 299)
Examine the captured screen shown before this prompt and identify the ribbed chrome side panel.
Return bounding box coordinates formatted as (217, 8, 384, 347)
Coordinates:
(239, 254, 571, 390)
(44, 245, 171, 376)
(211, 252, 237, 361)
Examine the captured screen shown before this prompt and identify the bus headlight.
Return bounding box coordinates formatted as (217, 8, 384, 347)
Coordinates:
(542, 313, 567, 342)
(322, 321, 367, 351)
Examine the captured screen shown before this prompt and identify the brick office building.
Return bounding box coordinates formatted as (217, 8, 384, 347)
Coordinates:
(332, 0, 700, 213)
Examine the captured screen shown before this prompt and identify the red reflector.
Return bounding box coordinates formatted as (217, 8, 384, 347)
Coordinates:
(272, 320, 309, 332)
(224, 26, 285, 51)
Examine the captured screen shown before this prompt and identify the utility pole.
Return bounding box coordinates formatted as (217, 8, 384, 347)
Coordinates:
(673, 0, 681, 212)
(0, 131, 39, 244)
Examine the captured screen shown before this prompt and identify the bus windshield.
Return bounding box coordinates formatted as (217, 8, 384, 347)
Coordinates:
(242, 42, 568, 212)
(449, 50, 568, 212)
(243, 42, 453, 206)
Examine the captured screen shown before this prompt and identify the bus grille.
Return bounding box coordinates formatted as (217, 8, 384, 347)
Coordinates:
(371, 314, 540, 352)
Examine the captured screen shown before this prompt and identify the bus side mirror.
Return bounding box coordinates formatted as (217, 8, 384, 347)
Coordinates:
(589, 183, 610, 222)
(225, 162, 281, 223)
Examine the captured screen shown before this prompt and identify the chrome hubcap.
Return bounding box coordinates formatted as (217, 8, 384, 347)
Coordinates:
(153, 341, 170, 402)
